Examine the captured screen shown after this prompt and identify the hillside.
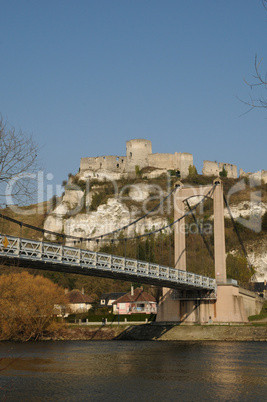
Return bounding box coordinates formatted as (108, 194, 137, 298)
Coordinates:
(1, 171, 267, 296)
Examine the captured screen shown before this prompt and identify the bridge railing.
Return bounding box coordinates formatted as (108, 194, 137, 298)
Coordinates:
(0, 234, 216, 291)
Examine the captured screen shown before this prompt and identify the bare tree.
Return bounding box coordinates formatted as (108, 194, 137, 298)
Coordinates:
(0, 115, 39, 207)
(242, 55, 267, 112)
(241, 1, 267, 112)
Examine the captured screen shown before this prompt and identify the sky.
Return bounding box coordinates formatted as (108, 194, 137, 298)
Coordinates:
(0, 0, 266, 200)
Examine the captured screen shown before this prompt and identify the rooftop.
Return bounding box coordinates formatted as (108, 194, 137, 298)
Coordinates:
(66, 289, 94, 304)
(113, 288, 156, 304)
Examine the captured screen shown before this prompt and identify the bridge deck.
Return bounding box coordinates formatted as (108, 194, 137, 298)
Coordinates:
(0, 234, 216, 293)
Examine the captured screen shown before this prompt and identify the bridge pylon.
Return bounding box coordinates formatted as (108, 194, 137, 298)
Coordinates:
(157, 179, 262, 324)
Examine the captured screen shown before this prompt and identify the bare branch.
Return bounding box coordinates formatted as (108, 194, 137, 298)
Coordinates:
(239, 1, 267, 113)
(241, 54, 267, 112)
(0, 115, 40, 207)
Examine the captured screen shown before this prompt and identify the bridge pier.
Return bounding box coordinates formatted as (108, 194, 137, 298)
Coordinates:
(156, 284, 263, 324)
(156, 288, 212, 324)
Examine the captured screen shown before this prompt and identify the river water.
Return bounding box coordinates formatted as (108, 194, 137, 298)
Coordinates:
(0, 341, 266, 401)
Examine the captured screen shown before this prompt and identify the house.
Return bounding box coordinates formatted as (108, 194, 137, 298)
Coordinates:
(112, 287, 157, 315)
(99, 292, 127, 311)
(66, 289, 94, 313)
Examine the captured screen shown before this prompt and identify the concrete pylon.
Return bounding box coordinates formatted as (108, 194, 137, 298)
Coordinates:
(213, 178, 227, 283)
(157, 179, 261, 324)
(173, 182, 186, 271)
(173, 179, 226, 282)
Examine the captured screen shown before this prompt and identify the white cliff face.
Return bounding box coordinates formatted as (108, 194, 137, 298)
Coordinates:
(44, 189, 84, 239)
(224, 201, 267, 220)
(63, 189, 84, 209)
(78, 169, 125, 182)
(209, 201, 267, 223)
(128, 183, 167, 202)
(223, 201, 267, 282)
(128, 183, 150, 202)
(44, 196, 169, 248)
(64, 198, 133, 239)
(44, 215, 64, 239)
(247, 239, 267, 282)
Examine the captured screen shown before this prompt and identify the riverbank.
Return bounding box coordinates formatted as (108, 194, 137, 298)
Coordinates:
(41, 325, 124, 341)
(39, 323, 267, 341)
(116, 323, 267, 341)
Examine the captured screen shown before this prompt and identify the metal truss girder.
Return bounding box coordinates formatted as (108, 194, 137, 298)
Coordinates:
(0, 234, 217, 292)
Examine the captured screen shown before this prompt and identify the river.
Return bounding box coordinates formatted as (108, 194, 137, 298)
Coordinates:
(0, 341, 266, 401)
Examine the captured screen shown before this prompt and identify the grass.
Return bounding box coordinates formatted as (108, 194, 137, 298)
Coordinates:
(248, 305, 267, 321)
(0, 202, 48, 239)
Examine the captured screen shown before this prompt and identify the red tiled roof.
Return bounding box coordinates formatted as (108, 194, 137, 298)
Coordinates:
(114, 288, 156, 304)
(66, 289, 94, 304)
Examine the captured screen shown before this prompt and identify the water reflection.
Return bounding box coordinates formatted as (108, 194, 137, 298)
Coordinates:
(0, 341, 267, 401)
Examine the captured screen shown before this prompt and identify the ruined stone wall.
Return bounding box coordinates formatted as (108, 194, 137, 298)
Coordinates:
(202, 161, 220, 176)
(176, 152, 193, 178)
(80, 139, 193, 178)
(148, 153, 175, 169)
(148, 152, 193, 178)
(80, 155, 126, 173)
(202, 160, 238, 178)
(218, 163, 237, 178)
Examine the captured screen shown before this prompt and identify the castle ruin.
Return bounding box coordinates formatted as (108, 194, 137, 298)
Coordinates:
(80, 139, 193, 179)
(78, 138, 266, 183)
(202, 160, 238, 178)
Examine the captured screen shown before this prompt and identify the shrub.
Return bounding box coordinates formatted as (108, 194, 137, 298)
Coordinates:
(188, 165, 198, 176)
(219, 167, 228, 177)
(90, 192, 103, 211)
(135, 165, 142, 177)
(167, 169, 176, 177)
(65, 312, 156, 323)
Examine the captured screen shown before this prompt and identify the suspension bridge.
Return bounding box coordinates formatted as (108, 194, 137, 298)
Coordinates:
(0, 178, 262, 323)
(0, 234, 216, 292)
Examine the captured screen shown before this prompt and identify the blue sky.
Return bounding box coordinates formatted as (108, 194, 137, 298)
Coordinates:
(0, 0, 266, 198)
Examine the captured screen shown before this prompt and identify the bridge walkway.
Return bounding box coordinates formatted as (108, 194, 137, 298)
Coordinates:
(0, 234, 216, 294)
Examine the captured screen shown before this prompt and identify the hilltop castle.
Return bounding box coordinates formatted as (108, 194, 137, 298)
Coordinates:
(78, 138, 266, 183)
(80, 139, 193, 179)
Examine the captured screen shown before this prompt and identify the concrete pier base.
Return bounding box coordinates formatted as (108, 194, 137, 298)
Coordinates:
(156, 285, 264, 324)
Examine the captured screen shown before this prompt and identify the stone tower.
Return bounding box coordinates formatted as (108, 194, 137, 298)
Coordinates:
(125, 139, 152, 172)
